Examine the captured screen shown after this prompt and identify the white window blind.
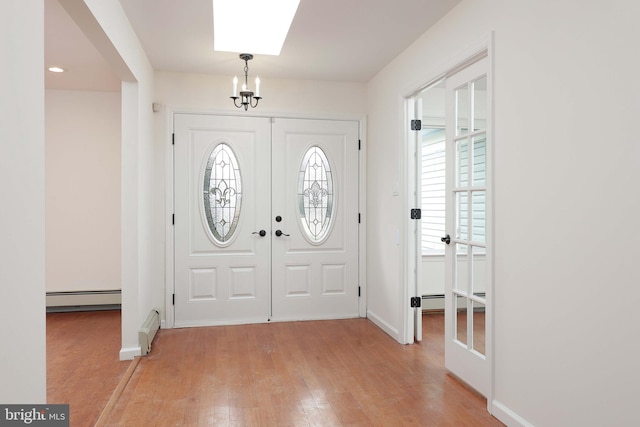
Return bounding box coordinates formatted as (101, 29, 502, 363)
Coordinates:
(421, 129, 446, 253)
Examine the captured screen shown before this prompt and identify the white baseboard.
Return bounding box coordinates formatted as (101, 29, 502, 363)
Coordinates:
(367, 310, 400, 342)
(119, 346, 141, 361)
(491, 400, 533, 427)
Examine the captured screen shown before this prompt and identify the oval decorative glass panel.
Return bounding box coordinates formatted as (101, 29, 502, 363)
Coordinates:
(203, 143, 242, 244)
(298, 146, 334, 243)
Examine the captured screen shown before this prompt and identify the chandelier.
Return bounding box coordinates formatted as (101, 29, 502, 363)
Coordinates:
(231, 53, 261, 110)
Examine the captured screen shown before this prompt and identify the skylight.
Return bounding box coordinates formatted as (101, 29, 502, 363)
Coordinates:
(213, 0, 300, 56)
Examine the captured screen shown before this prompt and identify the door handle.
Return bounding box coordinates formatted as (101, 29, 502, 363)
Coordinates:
(252, 230, 267, 237)
(275, 230, 290, 237)
(441, 234, 451, 245)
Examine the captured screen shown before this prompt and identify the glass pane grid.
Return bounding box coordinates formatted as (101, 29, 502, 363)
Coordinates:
(455, 191, 469, 241)
(451, 72, 488, 358)
(455, 138, 469, 187)
(471, 245, 486, 298)
(471, 191, 486, 244)
(453, 189, 485, 245)
(454, 244, 468, 292)
(471, 300, 486, 356)
(454, 294, 468, 346)
(473, 76, 487, 132)
(455, 84, 469, 136)
(472, 135, 486, 187)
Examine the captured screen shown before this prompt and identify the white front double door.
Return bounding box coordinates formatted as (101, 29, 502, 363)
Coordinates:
(173, 114, 360, 327)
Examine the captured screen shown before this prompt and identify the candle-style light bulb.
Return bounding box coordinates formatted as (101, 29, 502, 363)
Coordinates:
(255, 76, 261, 97)
(232, 76, 238, 97)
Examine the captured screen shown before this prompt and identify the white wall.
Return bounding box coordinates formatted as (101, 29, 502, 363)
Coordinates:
(368, 0, 640, 425)
(153, 71, 367, 322)
(81, 0, 155, 360)
(59, 0, 155, 359)
(45, 89, 121, 293)
(154, 71, 367, 115)
(0, 0, 46, 403)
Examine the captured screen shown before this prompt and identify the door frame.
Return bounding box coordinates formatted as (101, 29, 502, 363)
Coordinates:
(402, 32, 495, 411)
(163, 109, 367, 329)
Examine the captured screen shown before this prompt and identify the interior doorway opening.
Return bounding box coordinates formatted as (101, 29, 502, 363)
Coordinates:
(406, 50, 493, 404)
(416, 81, 448, 311)
(44, 1, 123, 312)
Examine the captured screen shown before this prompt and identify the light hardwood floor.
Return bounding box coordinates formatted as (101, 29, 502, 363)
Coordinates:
(47, 310, 131, 426)
(47, 311, 503, 426)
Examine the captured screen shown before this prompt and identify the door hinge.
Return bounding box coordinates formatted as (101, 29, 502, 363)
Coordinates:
(172, 214, 175, 225)
(410, 208, 421, 219)
(172, 133, 175, 145)
(410, 119, 422, 131)
(358, 139, 361, 150)
(358, 286, 361, 297)
(358, 213, 361, 224)
(172, 294, 175, 305)
(410, 296, 421, 308)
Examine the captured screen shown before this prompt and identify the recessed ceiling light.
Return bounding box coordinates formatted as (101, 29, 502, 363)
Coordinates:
(213, 0, 300, 56)
(48, 67, 65, 73)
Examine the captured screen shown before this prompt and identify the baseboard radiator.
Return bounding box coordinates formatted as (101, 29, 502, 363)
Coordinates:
(139, 309, 160, 356)
(421, 293, 487, 312)
(46, 290, 121, 313)
(422, 294, 445, 311)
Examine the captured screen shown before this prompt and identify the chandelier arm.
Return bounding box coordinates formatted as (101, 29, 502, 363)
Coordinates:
(230, 96, 244, 109)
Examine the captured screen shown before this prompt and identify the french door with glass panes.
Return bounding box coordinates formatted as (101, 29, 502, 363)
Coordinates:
(173, 114, 360, 327)
(444, 56, 491, 396)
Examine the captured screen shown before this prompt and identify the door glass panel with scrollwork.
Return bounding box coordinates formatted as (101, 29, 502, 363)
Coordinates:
(203, 143, 242, 245)
(298, 146, 334, 243)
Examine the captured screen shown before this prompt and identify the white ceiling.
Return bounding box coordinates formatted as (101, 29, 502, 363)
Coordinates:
(45, 0, 461, 92)
(45, 0, 121, 91)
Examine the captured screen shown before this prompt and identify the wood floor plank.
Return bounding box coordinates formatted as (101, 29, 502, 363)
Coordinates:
(98, 315, 503, 426)
(46, 310, 130, 427)
(48, 312, 503, 426)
